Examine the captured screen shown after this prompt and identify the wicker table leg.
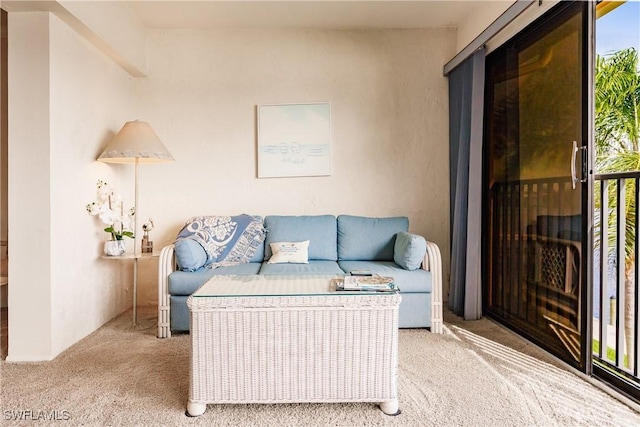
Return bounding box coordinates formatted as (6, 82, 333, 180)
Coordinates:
(186, 401, 206, 417)
(379, 399, 400, 415)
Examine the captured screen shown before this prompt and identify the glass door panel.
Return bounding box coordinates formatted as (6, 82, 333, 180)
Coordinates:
(484, 1, 589, 370)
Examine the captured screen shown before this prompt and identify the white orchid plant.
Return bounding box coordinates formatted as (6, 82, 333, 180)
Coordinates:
(86, 180, 135, 241)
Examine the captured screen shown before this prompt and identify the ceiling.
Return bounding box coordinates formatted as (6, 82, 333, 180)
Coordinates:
(124, 0, 498, 31)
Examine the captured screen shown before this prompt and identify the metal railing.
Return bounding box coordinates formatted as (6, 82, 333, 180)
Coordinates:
(594, 171, 640, 390)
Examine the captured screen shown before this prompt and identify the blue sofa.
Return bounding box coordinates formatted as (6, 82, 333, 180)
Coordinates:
(157, 215, 443, 338)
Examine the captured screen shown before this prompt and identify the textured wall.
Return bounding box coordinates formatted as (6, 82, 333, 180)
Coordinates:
(134, 28, 456, 304)
(49, 13, 137, 356)
(7, 12, 135, 360)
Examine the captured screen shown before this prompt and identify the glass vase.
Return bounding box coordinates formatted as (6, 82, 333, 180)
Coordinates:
(104, 240, 126, 256)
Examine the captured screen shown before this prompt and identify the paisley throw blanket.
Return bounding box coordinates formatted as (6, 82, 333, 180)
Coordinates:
(176, 214, 265, 268)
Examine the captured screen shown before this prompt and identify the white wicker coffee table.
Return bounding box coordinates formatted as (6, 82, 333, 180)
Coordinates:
(186, 274, 401, 416)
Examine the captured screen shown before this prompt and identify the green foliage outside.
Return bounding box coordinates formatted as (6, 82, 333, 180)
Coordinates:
(592, 339, 628, 367)
(595, 47, 640, 368)
(596, 48, 640, 161)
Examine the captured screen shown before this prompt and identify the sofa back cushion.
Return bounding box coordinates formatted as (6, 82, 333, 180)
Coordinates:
(263, 215, 337, 261)
(338, 215, 409, 261)
(249, 237, 265, 262)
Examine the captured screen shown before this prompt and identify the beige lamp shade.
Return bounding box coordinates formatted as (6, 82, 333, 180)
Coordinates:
(98, 120, 174, 164)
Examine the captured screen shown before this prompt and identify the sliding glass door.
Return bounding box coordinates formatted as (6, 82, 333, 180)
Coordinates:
(483, 1, 591, 370)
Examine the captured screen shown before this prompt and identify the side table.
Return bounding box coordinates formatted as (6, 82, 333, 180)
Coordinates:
(102, 251, 160, 330)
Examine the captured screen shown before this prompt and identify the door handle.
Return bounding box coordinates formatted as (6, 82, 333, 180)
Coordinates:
(571, 140, 588, 189)
(571, 141, 578, 189)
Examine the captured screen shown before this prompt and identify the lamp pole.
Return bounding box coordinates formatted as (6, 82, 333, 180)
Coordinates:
(132, 157, 140, 327)
(134, 157, 139, 256)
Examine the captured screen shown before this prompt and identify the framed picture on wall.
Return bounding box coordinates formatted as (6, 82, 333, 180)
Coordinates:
(257, 102, 331, 178)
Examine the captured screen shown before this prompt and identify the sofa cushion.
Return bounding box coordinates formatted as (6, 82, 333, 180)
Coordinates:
(170, 295, 190, 332)
(174, 238, 207, 272)
(398, 293, 432, 328)
(259, 260, 344, 275)
(249, 238, 265, 263)
(338, 260, 431, 293)
(168, 262, 262, 295)
(394, 231, 427, 271)
(337, 215, 409, 261)
(267, 241, 310, 264)
(264, 215, 337, 261)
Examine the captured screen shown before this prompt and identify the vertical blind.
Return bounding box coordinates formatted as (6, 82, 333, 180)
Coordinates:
(448, 49, 485, 320)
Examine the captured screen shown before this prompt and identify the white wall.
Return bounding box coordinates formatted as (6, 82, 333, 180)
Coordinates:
(7, 11, 135, 360)
(57, 0, 148, 76)
(7, 12, 52, 361)
(455, 1, 514, 54)
(133, 28, 456, 304)
(49, 12, 138, 356)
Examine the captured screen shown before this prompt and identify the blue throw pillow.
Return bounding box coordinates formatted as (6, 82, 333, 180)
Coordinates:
(394, 231, 427, 270)
(174, 238, 207, 272)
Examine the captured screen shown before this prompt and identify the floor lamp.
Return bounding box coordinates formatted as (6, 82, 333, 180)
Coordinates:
(98, 120, 174, 328)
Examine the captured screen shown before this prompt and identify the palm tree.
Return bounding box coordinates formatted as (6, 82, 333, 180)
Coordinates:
(595, 47, 640, 368)
(596, 48, 639, 155)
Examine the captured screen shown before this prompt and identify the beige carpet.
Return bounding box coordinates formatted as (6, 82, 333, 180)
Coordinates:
(1, 308, 640, 427)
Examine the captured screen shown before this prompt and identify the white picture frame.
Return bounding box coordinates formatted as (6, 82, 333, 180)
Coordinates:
(257, 102, 331, 178)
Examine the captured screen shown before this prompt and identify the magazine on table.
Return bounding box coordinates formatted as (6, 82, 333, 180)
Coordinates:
(349, 269, 373, 276)
(334, 275, 396, 292)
